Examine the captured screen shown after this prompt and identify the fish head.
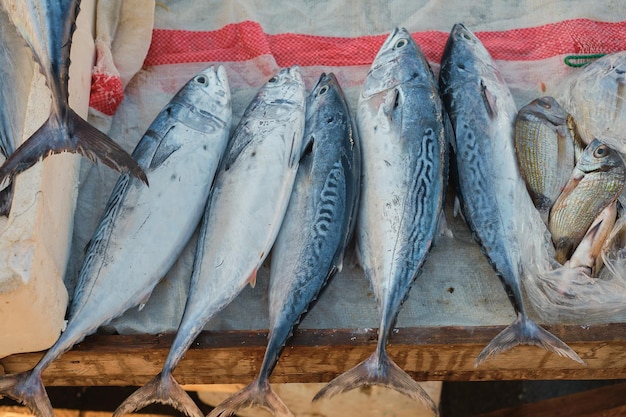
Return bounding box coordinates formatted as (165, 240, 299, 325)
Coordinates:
(179, 65, 232, 127)
(362, 27, 429, 97)
(576, 139, 625, 176)
(306, 72, 345, 120)
(519, 96, 569, 127)
(262, 65, 306, 103)
(440, 23, 496, 87)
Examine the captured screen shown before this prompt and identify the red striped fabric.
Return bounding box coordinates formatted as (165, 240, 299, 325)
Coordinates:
(143, 19, 626, 67)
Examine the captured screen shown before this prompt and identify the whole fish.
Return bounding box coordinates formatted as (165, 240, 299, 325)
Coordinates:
(0, 65, 232, 417)
(114, 66, 306, 417)
(439, 23, 583, 366)
(0, 5, 34, 215)
(208, 73, 360, 417)
(313, 28, 446, 415)
(513, 96, 577, 223)
(561, 51, 626, 154)
(549, 139, 625, 265)
(0, 0, 146, 189)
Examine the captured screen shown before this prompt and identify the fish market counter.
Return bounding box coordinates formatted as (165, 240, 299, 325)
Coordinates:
(2, 206, 625, 387)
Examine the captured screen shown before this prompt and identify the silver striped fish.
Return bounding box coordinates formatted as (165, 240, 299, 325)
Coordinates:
(439, 23, 583, 366)
(313, 28, 446, 415)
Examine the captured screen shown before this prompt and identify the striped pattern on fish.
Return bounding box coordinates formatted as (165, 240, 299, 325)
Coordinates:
(439, 23, 583, 366)
(313, 28, 446, 416)
(207, 72, 360, 417)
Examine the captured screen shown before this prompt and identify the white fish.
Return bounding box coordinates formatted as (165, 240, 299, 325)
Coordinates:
(114, 66, 307, 417)
(0, 65, 232, 417)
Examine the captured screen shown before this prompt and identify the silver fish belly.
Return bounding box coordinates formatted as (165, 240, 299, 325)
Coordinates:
(114, 66, 307, 417)
(0, 65, 232, 417)
(439, 23, 582, 365)
(0, 0, 146, 188)
(208, 72, 361, 417)
(314, 28, 446, 416)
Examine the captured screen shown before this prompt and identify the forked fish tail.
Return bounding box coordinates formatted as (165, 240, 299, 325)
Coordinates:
(208, 377, 293, 417)
(113, 372, 203, 417)
(0, 371, 54, 417)
(0, 108, 147, 191)
(312, 350, 439, 416)
(475, 312, 585, 367)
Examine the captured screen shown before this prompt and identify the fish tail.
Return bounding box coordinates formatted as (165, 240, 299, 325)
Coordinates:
(0, 109, 147, 190)
(0, 371, 54, 417)
(113, 372, 203, 417)
(208, 378, 293, 417)
(475, 313, 585, 366)
(313, 351, 438, 415)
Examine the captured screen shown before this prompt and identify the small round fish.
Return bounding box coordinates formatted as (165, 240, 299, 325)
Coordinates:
(549, 139, 626, 265)
(514, 96, 576, 223)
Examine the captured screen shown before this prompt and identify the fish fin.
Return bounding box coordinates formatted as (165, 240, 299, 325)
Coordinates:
(208, 378, 294, 417)
(113, 372, 203, 417)
(0, 181, 14, 215)
(150, 130, 182, 169)
(0, 109, 148, 190)
(248, 268, 258, 288)
(0, 371, 54, 417)
(480, 80, 497, 118)
(313, 351, 439, 416)
(475, 313, 585, 366)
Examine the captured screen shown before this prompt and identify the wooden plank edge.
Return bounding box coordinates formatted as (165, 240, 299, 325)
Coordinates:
(1, 324, 625, 386)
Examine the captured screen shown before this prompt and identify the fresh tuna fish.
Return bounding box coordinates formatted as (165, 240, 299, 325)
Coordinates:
(439, 23, 583, 365)
(113, 66, 307, 417)
(514, 96, 576, 223)
(208, 73, 360, 417)
(313, 28, 446, 415)
(0, 65, 232, 417)
(0, 0, 146, 189)
(0, 5, 34, 214)
(549, 139, 625, 265)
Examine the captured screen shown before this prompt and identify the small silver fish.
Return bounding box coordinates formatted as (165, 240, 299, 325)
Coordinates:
(208, 72, 361, 417)
(0, 0, 146, 189)
(0, 5, 34, 215)
(313, 28, 446, 415)
(549, 139, 625, 265)
(114, 66, 307, 417)
(514, 96, 576, 223)
(0, 65, 232, 417)
(439, 23, 583, 366)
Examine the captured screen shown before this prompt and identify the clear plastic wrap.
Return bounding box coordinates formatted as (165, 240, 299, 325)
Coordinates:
(522, 52, 626, 323)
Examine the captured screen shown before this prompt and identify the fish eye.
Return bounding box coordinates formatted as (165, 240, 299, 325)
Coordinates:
(395, 38, 408, 49)
(537, 98, 551, 109)
(268, 76, 278, 83)
(194, 75, 208, 85)
(594, 144, 608, 158)
(319, 85, 329, 95)
(461, 32, 471, 40)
